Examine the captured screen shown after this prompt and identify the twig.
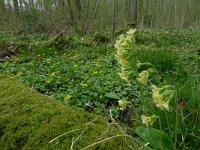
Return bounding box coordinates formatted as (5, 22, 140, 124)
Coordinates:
(49, 119, 96, 144)
(80, 134, 130, 150)
(49, 128, 82, 143)
(70, 137, 75, 150)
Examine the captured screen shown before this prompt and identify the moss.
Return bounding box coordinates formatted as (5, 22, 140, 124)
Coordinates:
(0, 76, 137, 149)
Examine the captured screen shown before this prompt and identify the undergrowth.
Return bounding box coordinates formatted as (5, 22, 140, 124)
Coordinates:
(0, 30, 199, 149)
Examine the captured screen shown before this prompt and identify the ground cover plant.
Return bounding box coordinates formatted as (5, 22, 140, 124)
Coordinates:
(0, 30, 200, 149)
(0, 75, 138, 149)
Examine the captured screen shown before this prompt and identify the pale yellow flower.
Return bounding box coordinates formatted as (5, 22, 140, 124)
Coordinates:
(93, 71, 98, 75)
(4, 61, 9, 64)
(125, 34, 133, 43)
(126, 29, 136, 35)
(155, 99, 170, 111)
(95, 62, 101, 67)
(114, 39, 123, 49)
(115, 29, 136, 83)
(118, 58, 129, 69)
(137, 70, 149, 85)
(136, 60, 142, 68)
(80, 83, 88, 88)
(151, 85, 174, 111)
(74, 64, 78, 68)
(16, 72, 23, 77)
(46, 80, 51, 84)
(115, 49, 125, 59)
(121, 40, 129, 47)
(152, 85, 162, 96)
(118, 100, 130, 111)
(141, 115, 158, 127)
(118, 71, 130, 81)
(64, 95, 71, 101)
(119, 34, 126, 41)
(49, 72, 56, 76)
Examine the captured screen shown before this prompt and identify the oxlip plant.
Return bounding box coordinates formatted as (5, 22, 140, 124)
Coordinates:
(114, 29, 199, 150)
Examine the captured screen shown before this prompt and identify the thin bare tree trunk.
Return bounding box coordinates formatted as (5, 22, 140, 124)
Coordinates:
(87, 0, 100, 32)
(13, 0, 20, 18)
(66, 0, 79, 32)
(173, 0, 177, 29)
(128, 0, 137, 27)
(180, 0, 188, 29)
(75, 0, 81, 19)
(112, 0, 116, 37)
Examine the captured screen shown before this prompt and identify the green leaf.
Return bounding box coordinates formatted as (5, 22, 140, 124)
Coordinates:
(105, 92, 119, 99)
(135, 126, 173, 150)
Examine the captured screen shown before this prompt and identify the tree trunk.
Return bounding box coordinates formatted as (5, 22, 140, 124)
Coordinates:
(112, 0, 116, 37)
(128, 0, 137, 27)
(13, 0, 20, 18)
(66, 0, 79, 32)
(75, 0, 81, 19)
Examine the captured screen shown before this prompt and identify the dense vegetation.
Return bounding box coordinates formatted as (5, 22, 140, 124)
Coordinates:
(0, 75, 137, 149)
(0, 30, 199, 149)
(1, 0, 200, 149)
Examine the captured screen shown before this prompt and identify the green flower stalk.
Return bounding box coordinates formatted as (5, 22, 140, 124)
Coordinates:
(136, 60, 155, 69)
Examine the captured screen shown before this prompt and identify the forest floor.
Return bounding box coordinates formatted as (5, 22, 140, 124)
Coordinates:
(0, 30, 200, 149)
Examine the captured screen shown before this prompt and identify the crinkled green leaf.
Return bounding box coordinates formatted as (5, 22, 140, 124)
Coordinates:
(105, 92, 119, 99)
(135, 126, 173, 150)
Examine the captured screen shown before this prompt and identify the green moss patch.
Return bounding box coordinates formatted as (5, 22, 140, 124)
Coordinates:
(0, 76, 136, 149)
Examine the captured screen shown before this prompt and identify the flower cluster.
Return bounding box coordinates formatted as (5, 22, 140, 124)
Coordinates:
(137, 70, 149, 85)
(115, 29, 136, 82)
(141, 115, 159, 127)
(80, 83, 88, 88)
(136, 61, 157, 85)
(115, 29, 175, 124)
(140, 84, 175, 127)
(118, 100, 131, 111)
(152, 85, 175, 111)
(64, 95, 71, 101)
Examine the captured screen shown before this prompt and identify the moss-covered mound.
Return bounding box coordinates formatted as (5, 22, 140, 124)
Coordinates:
(0, 76, 136, 149)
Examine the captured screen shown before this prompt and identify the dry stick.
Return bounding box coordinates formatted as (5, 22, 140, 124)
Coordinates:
(49, 119, 96, 144)
(49, 128, 82, 143)
(80, 134, 130, 150)
(109, 109, 125, 135)
(70, 127, 87, 149)
(70, 137, 75, 150)
(0, 95, 14, 103)
(70, 120, 96, 149)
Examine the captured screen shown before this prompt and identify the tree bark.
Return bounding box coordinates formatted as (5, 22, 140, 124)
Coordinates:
(112, 0, 116, 37)
(128, 0, 137, 27)
(75, 0, 81, 19)
(66, 0, 79, 32)
(13, 0, 20, 18)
